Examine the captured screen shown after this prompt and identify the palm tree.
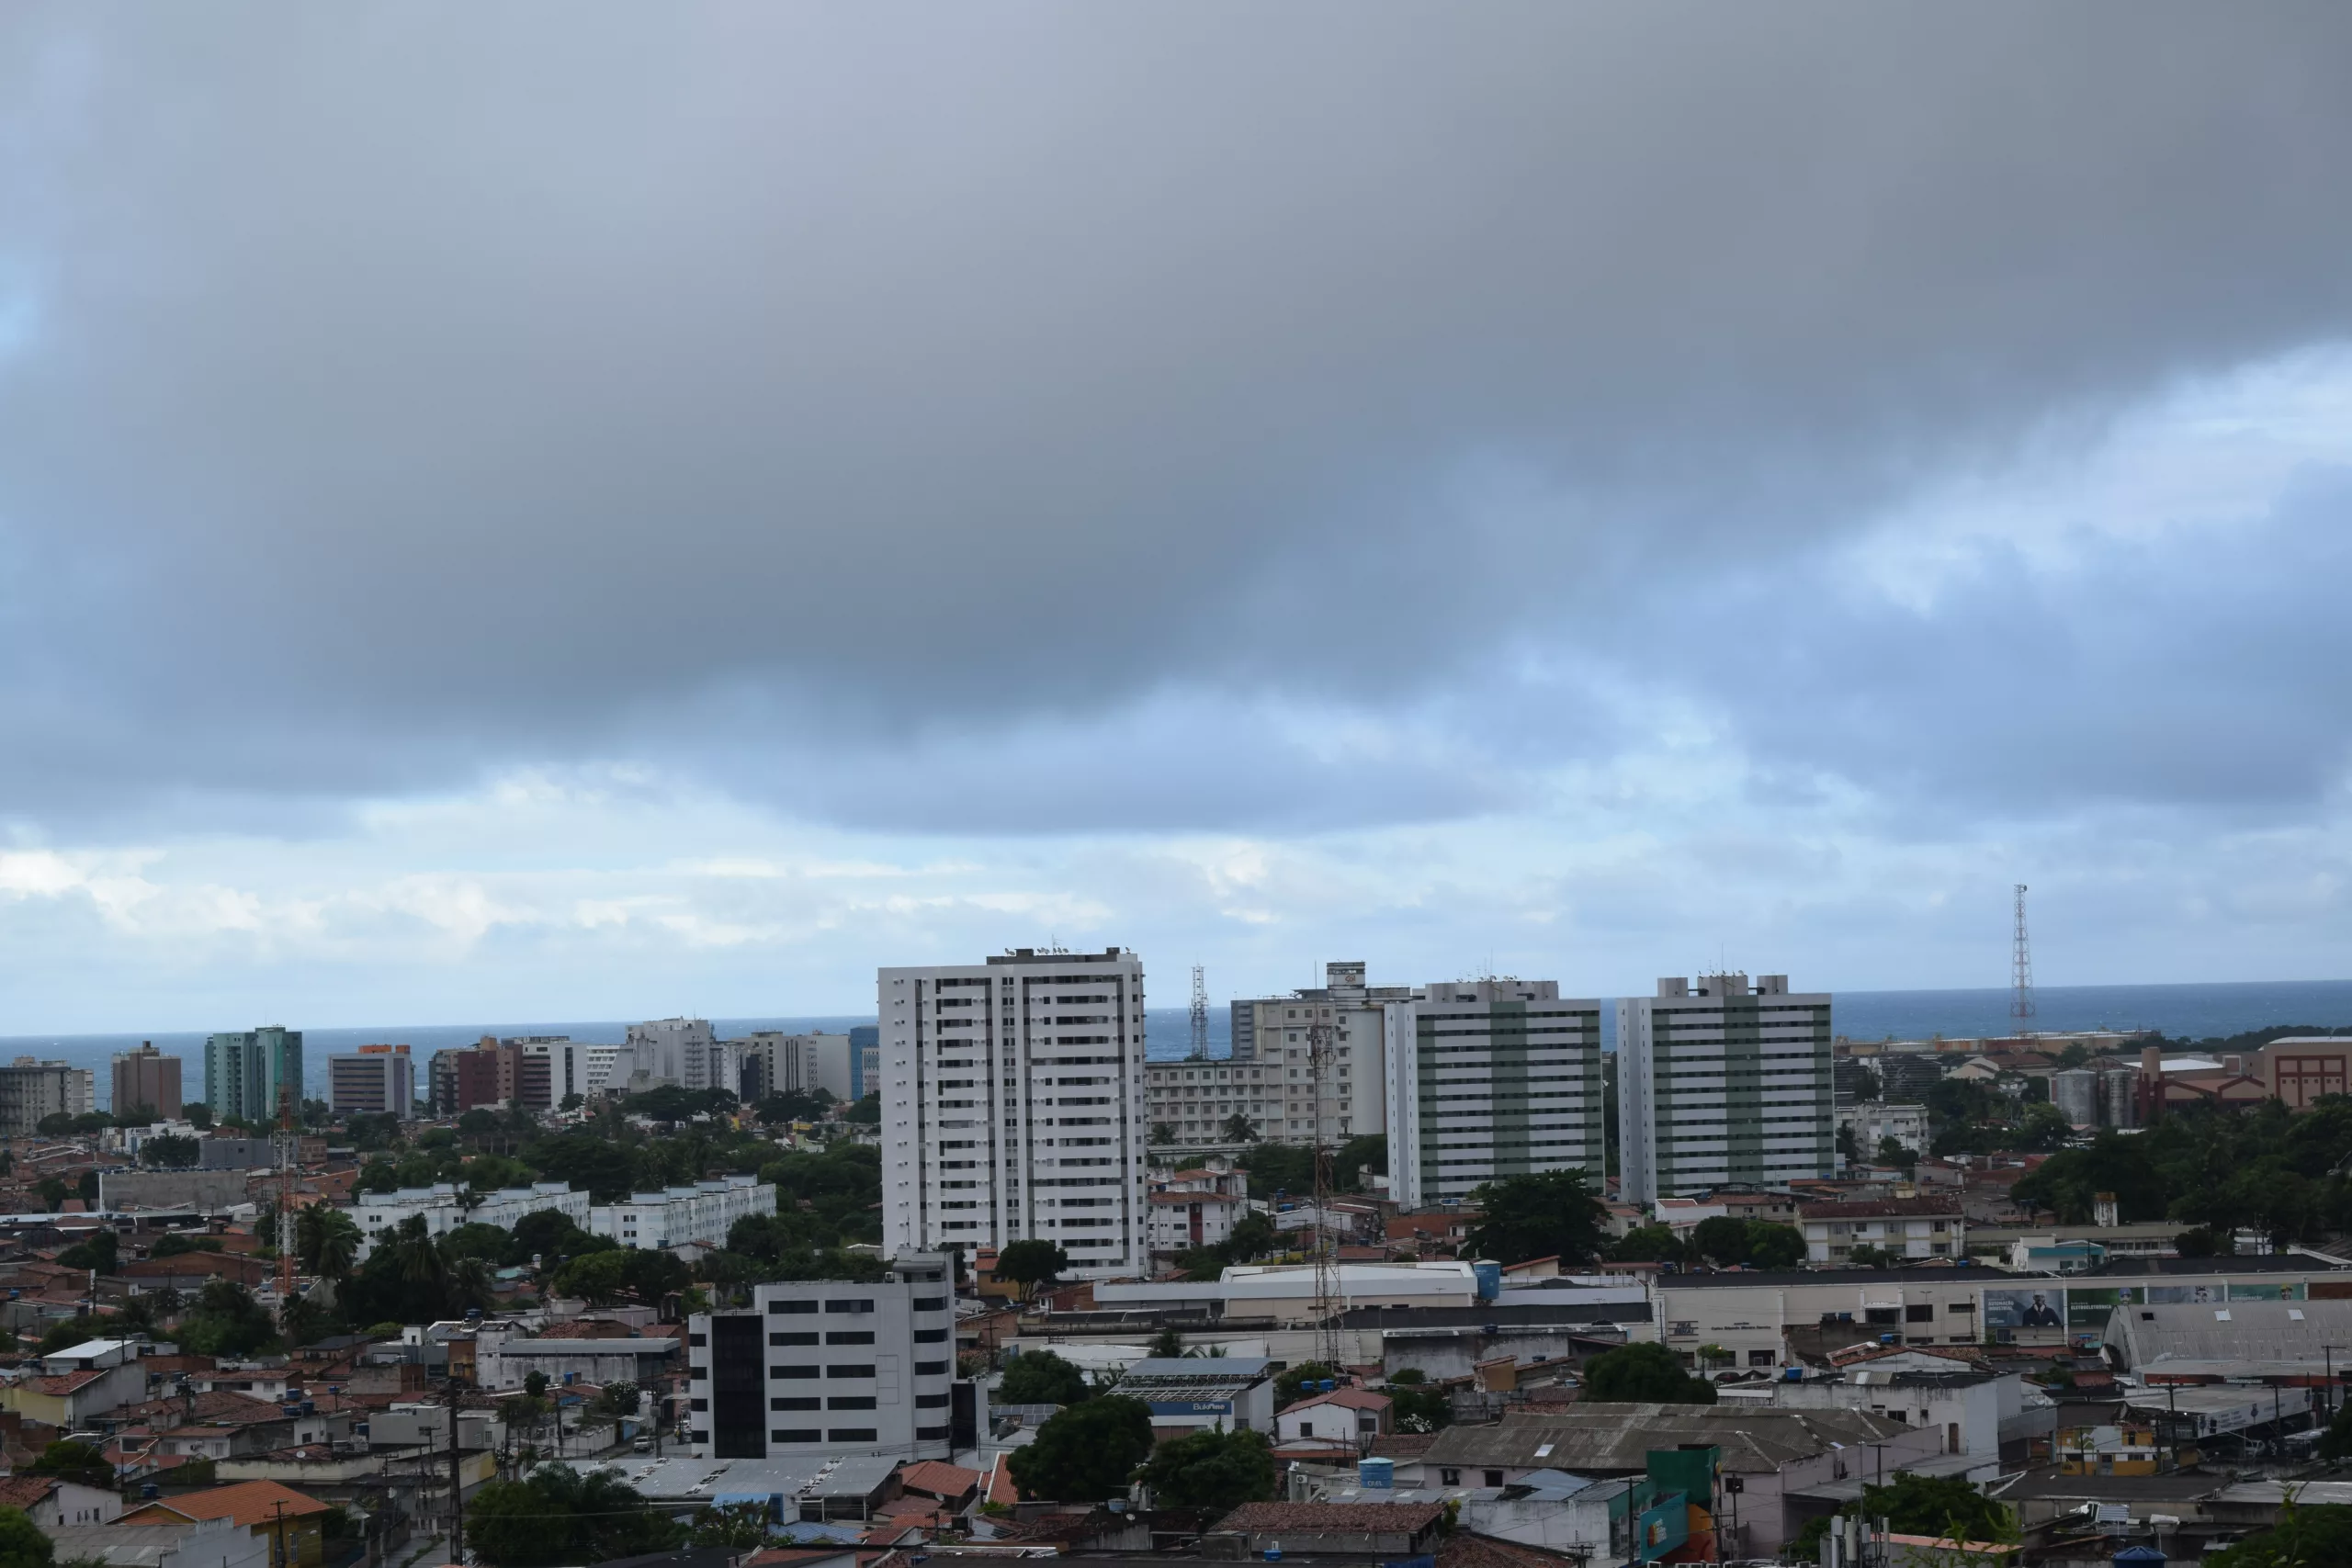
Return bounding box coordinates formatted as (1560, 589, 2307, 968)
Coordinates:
(384, 1215, 449, 1302)
(295, 1205, 362, 1277)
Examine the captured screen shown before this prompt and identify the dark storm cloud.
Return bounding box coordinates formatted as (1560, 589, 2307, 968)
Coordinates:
(4, 4, 2351, 828)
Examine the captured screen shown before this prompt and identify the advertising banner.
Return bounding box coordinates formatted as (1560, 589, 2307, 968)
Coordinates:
(1984, 1286, 2066, 1332)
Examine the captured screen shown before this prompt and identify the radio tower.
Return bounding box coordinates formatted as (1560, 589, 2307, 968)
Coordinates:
(1190, 965, 1210, 1060)
(1306, 1020, 1345, 1371)
(273, 1085, 300, 1303)
(2011, 884, 2036, 1025)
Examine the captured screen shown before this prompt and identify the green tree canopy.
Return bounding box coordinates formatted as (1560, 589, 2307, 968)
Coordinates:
(1005, 1396, 1154, 1502)
(466, 1463, 679, 1566)
(1791, 1472, 2014, 1562)
(1581, 1342, 1715, 1404)
(1274, 1361, 1340, 1408)
(56, 1230, 118, 1274)
(2207, 1502, 2352, 1568)
(142, 1133, 201, 1168)
(995, 1239, 1069, 1299)
(1607, 1224, 1686, 1265)
(0, 1506, 53, 1568)
(999, 1348, 1092, 1406)
(1463, 1168, 1608, 1267)
(1137, 1426, 1277, 1510)
(27, 1440, 112, 1489)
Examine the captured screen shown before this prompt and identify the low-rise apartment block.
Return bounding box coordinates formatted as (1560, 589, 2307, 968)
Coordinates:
(589, 1174, 776, 1249)
(687, 1251, 958, 1461)
(355, 1180, 591, 1257)
(1797, 1196, 1967, 1265)
(1834, 1101, 1928, 1158)
(1145, 1158, 1250, 1258)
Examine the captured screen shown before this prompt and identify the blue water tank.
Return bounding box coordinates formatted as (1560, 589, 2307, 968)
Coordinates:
(1359, 1457, 1395, 1490)
(1782, 1367, 1804, 1382)
(1473, 1261, 1502, 1301)
(2112, 1550, 2165, 1566)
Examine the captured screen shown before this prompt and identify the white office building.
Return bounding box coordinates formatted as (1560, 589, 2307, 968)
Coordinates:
(1383, 979, 1604, 1208)
(354, 1180, 591, 1258)
(614, 1019, 748, 1098)
(879, 947, 1147, 1279)
(740, 1032, 855, 1103)
(588, 1174, 777, 1250)
(687, 1252, 958, 1461)
(1617, 973, 1836, 1205)
(1172, 961, 1401, 1145)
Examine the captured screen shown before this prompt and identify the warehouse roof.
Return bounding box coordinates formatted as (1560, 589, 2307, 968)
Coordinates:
(1416, 1403, 1911, 1473)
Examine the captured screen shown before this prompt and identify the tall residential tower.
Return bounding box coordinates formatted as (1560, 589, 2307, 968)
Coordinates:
(1617, 973, 1835, 1204)
(206, 1027, 302, 1123)
(1384, 978, 1604, 1207)
(879, 947, 1147, 1279)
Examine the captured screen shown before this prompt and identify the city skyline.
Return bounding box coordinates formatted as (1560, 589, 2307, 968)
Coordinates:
(6, 11, 2352, 1029)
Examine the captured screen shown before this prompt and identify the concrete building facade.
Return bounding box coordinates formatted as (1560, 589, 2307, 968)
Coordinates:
(741, 1032, 855, 1103)
(1209, 962, 1408, 1144)
(588, 1174, 776, 1250)
(203, 1029, 302, 1124)
(1385, 978, 1603, 1208)
(1618, 975, 1835, 1204)
(879, 947, 1147, 1279)
(327, 1045, 413, 1116)
(354, 1180, 591, 1257)
(0, 1057, 97, 1136)
(110, 1043, 183, 1120)
(687, 1252, 957, 1461)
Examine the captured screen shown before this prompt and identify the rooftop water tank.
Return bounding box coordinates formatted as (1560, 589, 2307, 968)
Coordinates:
(1472, 1261, 1502, 1301)
(1359, 1457, 1395, 1490)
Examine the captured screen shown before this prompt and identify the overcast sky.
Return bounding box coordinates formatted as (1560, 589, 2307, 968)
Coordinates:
(5, 6, 2352, 1031)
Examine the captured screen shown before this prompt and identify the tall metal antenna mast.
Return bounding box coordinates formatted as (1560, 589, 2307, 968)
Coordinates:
(1190, 965, 1209, 1060)
(2011, 885, 2036, 1024)
(1306, 1019, 1345, 1371)
(274, 1084, 300, 1304)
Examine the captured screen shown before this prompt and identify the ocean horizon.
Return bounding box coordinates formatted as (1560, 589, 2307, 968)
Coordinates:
(11, 976, 2352, 1111)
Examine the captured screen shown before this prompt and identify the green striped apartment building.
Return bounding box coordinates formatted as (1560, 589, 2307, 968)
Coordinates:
(1383, 978, 1606, 1206)
(1616, 973, 1835, 1204)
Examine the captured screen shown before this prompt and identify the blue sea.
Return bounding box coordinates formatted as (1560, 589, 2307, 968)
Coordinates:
(10, 978, 2352, 1111)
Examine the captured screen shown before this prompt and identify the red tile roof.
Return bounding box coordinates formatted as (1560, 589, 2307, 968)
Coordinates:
(896, 1460, 980, 1499)
(1280, 1387, 1391, 1416)
(0, 1476, 56, 1509)
(123, 1479, 331, 1529)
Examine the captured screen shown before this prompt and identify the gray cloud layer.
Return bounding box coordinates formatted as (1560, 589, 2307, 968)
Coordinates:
(4, 5, 2352, 832)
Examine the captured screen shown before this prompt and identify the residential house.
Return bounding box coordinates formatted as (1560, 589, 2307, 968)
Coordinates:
(0, 1362, 149, 1427)
(119, 1481, 334, 1568)
(49, 1517, 267, 1568)
(1798, 1196, 1966, 1264)
(1145, 1160, 1251, 1258)
(1204, 1502, 1447, 1558)
(0, 1472, 123, 1529)
(1275, 1387, 1391, 1450)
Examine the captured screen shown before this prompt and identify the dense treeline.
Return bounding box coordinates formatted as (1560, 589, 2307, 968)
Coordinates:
(2015, 1097, 2352, 1243)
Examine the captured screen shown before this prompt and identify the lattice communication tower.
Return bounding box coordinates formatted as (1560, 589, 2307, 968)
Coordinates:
(1306, 1019, 1345, 1371)
(1190, 964, 1210, 1060)
(2011, 884, 2036, 1022)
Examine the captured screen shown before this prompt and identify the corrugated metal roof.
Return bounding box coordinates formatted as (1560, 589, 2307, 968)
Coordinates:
(1417, 1402, 1913, 1472)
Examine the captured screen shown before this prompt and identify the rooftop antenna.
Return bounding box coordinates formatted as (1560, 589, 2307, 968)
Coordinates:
(1189, 965, 1209, 1061)
(2011, 885, 2036, 1026)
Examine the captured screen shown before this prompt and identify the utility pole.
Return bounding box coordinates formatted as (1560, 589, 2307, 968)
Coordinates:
(448, 1382, 466, 1564)
(1306, 1020, 1343, 1372)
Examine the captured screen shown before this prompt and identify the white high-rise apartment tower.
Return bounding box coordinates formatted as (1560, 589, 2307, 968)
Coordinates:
(1383, 978, 1604, 1208)
(1617, 973, 1836, 1205)
(880, 948, 1147, 1279)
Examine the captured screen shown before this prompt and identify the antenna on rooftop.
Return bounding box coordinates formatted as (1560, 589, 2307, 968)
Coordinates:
(2011, 885, 2036, 1025)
